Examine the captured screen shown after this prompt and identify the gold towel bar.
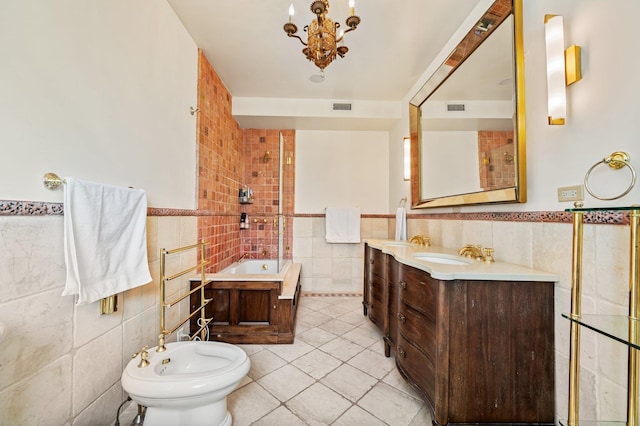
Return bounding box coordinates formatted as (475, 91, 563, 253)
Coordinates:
(159, 241, 211, 343)
(44, 172, 118, 314)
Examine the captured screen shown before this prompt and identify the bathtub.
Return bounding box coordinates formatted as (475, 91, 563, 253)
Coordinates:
(189, 259, 302, 344)
(219, 259, 281, 276)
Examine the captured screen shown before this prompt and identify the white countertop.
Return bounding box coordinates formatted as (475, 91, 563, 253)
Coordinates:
(365, 239, 558, 282)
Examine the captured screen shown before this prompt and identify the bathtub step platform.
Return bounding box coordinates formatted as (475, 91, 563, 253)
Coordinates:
(190, 262, 302, 344)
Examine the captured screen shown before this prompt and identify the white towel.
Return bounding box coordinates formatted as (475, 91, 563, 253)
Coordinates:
(325, 207, 361, 243)
(62, 177, 152, 305)
(395, 207, 407, 240)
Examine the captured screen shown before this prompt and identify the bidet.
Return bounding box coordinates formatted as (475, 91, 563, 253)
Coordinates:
(122, 341, 250, 426)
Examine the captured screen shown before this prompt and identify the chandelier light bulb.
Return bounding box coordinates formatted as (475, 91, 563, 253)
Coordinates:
(349, 0, 355, 15)
(288, 4, 295, 22)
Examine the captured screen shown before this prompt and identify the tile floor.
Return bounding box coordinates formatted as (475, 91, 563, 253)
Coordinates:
(119, 295, 432, 425)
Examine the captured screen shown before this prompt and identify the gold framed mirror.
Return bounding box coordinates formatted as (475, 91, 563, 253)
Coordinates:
(409, 0, 526, 209)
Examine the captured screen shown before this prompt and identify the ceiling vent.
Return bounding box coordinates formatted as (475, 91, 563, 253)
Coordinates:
(447, 103, 466, 112)
(332, 102, 352, 111)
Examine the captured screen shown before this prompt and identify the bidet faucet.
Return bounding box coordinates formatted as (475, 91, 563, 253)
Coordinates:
(132, 346, 150, 368)
(156, 333, 166, 353)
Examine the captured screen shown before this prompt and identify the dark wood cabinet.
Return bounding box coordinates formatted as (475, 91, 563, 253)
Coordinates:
(384, 256, 400, 357)
(365, 246, 555, 426)
(190, 273, 301, 344)
(363, 243, 386, 331)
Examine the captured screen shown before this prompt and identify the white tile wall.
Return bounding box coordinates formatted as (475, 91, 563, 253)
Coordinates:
(293, 217, 391, 294)
(0, 215, 197, 424)
(1, 212, 633, 423)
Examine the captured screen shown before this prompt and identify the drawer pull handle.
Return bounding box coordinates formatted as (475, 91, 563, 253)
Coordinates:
(397, 346, 406, 358)
(400, 281, 407, 289)
(397, 313, 406, 323)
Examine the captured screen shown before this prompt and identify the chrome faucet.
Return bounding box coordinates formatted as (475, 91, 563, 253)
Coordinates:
(409, 235, 431, 247)
(458, 244, 495, 263)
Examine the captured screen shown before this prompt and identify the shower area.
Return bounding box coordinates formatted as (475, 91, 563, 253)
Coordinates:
(239, 130, 295, 272)
(190, 130, 301, 344)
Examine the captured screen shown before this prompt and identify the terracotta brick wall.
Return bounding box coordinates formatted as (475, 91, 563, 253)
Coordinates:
(196, 50, 295, 271)
(477, 130, 515, 191)
(241, 129, 295, 260)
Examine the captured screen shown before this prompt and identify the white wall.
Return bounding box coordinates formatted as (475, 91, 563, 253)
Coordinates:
(296, 130, 390, 214)
(521, 0, 640, 210)
(390, 0, 640, 213)
(389, 1, 640, 422)
(0, 0, 198, 209)
(421, 131, 481, 198)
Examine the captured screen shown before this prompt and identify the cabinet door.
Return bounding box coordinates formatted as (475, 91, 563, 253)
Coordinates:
(385, 256, 400, 356)
(442, 280, 555, 424)
(396, 333, 436, 406)
(363, 244, 372, 315)
(368, 248, 387, 328)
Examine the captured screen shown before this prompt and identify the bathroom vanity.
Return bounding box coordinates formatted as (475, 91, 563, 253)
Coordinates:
(364, 241, 557, 426)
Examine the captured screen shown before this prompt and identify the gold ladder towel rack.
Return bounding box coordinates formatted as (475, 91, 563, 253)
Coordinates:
(158, 241, 213, 346)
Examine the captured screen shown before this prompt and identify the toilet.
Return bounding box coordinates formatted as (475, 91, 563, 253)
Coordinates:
(121, 341, 250, 426)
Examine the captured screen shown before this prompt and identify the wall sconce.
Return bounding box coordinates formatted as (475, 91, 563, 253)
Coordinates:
(403, 137, 411, 181)
(544, 14, 582, 125)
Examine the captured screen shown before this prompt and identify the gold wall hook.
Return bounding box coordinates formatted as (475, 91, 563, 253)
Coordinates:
(43, 172, 66, 190)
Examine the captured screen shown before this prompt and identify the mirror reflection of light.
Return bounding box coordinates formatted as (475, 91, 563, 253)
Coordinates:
(403, 137, 411, 181)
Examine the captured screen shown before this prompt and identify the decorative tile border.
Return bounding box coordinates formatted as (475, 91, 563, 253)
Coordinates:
(300, 292, 363, 297)
(0, 200, 64, 216)
(0, 199, 631, 225)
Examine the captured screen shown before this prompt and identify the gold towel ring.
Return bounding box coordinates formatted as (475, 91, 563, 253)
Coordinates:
(584, 151, 636, 201)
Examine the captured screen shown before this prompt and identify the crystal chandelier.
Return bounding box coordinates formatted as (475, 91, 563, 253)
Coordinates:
(283, 0, 361, 71)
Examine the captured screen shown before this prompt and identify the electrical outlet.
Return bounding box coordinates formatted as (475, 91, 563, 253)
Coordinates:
(557, 185, 584, 202)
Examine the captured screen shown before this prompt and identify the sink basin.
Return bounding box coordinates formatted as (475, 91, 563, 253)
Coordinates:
(383, 242, 412, 247)
(413, 253, 471, 266)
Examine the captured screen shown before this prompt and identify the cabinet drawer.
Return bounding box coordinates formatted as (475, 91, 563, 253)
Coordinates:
(399, 267, 436, 318)
(397, 305, 435, 361)
(370, 249, 386, 278)
(371, 277, 384, 303)
(396, 333, 435, 402)
(368, 299, 382, 327)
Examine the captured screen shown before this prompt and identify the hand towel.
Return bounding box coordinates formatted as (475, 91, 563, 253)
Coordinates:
(395, 207, 407, 240)
(62, 177, 152, 305)
(325, 207, 361, 243)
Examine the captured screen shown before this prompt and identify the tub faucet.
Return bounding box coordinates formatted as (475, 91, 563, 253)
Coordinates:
(238, 253, 250, 262)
